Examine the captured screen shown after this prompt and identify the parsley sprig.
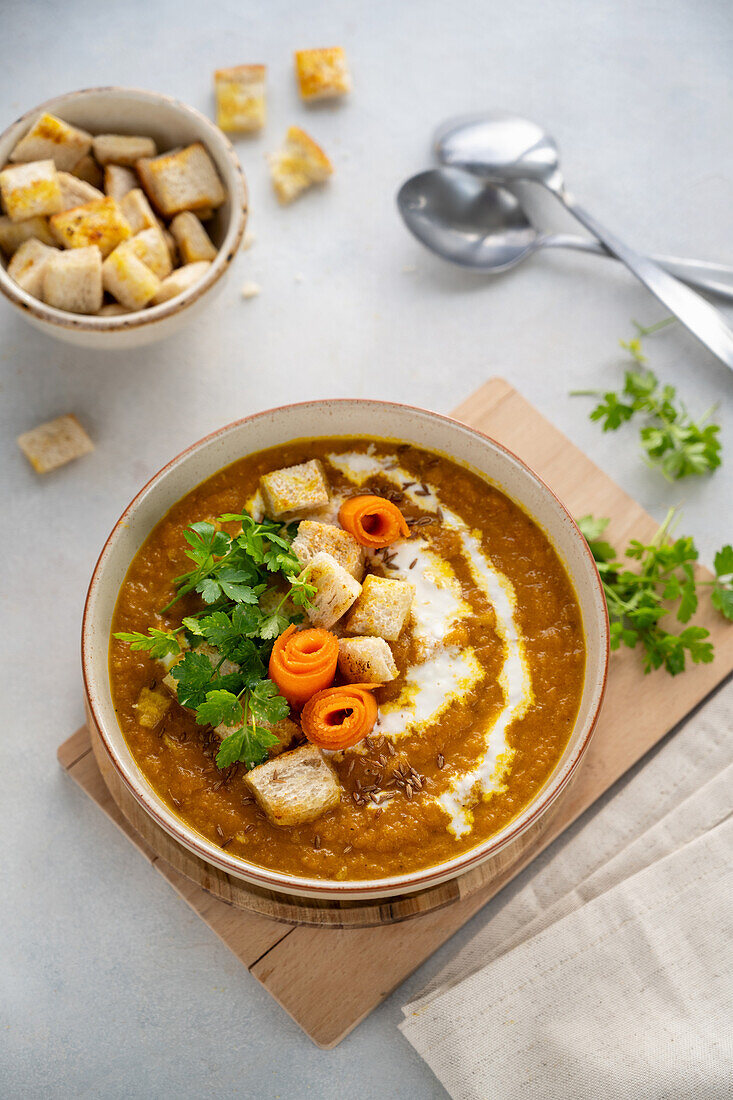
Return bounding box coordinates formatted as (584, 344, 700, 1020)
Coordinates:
(572, 319, 722, 481)
(578, 512, 733, 675)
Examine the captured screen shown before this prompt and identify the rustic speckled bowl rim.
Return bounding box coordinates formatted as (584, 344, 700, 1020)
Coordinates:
(0, 86, 247, 332)
(82, 399, 609, 899)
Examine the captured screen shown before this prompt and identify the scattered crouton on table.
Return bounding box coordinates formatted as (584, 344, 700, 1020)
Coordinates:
(10, 113, 92, 171)
(338, 636, 398, 683)
(346, 574, 415, 640)
(17, 413, 94, 474)
(259, 459, 330, 519)
(269, 126, 333, 204)
(245, 743, 341, 827)
(0, 159, 63, 221)
(294, 47, 351, 101)
(214, 64, 266, 132)
(43, 245, 103, 313)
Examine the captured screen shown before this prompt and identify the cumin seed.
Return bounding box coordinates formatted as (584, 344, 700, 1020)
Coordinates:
(216, 825, 224, 839)
(409, 558, 418, 570)
(437, 753, 445, 769)
(221, 837, 233, 849)
(344, 844, 353, 853)
(313, 835, 321, 850)
(387, 741, 396, 756)
(406, 785, 413, 800)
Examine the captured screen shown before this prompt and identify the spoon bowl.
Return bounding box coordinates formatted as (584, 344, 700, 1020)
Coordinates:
(435, 112, 561, 185)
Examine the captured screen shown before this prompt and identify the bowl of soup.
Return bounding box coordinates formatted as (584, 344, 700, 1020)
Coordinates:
(82, 400, 609, 900)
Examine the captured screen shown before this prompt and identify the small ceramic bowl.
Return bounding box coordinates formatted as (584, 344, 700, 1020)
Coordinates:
(0, 87, 247, 349)
(82, 400, 609, 900)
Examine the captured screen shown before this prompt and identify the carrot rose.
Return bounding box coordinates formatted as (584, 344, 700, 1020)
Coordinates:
(300, 684, 379, 750)
(269, 624, 339, 707)
(338, 494, 410, 549)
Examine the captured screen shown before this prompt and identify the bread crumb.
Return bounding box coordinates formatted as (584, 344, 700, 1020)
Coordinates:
(294, 272, 304, 282)
(17, 414, 94, 473)
(241, 230, 255, 251)
(241, 280, 261, 299)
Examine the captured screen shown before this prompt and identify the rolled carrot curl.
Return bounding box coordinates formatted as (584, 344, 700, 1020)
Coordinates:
(338, 494, 410, 549)
(269, 624, 339, 707)
(300, 684, 379, 751)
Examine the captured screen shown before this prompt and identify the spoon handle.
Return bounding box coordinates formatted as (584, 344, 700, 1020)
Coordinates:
(548, 192, 733, 369)
(545, 235, 733, 303)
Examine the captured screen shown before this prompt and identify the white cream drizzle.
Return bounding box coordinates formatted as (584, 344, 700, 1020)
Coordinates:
(374, 646, 484, 740)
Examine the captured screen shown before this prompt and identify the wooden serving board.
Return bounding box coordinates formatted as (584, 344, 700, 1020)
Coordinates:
(58, 378, 733, 1048)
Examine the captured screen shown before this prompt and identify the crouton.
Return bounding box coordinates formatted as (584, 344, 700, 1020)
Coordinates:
(42, 246, 103, 313)
(9, 113, 92, 171)
(0, 160, 63, 221)
(161, 226, 178, 264)
(345, 574, 414, 640)
(104, 164, 138, 203)
(214, 64, 267, 132)
(17, 413, 94, 473)
(92, 133, 156, 167)
(304, 551, 361, 629)
(57, 171, 104, 211)
(137, 143, 226, 217)
(214, 715, 300, 758)
(102, 245, 161, 310)
(259, 459, 330, 519)
(292, 519, 364, 580)
(0, 215, 55, 256)
(337, 636, 398, 683)
(268, 126, 333, 204)
(119, 188, 159, 234)
(295, 47, 351, 101)
(150, 260, 211, 305)
(169, 211, 217, 263)
(134, 686, 171, 729)
(97, 302, 131, 316)
(50, 196, 132, 257)
(7, 238, 58, 296)
(244, 743, 341, 826)
(116, 225, 172, 279)
(70, 154, 103, 189)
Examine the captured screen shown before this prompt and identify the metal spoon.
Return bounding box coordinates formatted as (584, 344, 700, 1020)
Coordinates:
(397, 168, 733, 301)
(434, 112, 733, 369)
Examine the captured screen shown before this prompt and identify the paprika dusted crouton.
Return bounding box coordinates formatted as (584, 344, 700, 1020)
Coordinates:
(102, 244, 161, 310)
(117, 226, 173, 279)
(214, 714, 299, 758)
(304, 551, 362, 629)
(169, 211, 217, 263)
(7, 238, 59, 296)
(57, 171, 104, 211)
(337, 636, 398, 683)
(268, 126, 333, 204)
(292, 520, 364, 580)
(295, 47, 351, 101)
(50, 196, 132, 256)
(0, 215, 55, 256)
(137, 143, 226, 217)
(42, 246, 103, 313)
(70, 154, 103, 189)
(214, 64, 266, 132)
(134, 687, 171, 729)
(259, 459, 330, 519)
(346, 574, 414, 640)
(244, 743, 341, 826)
(17, 413, 94, 473)
(151, 260, 211, 304)
(92, 133, 156, 167)
(0, 160, 63, 221)
(119, 188, 159, 234)
(9, 113, 92, 171)
(104, 165, 138, 203)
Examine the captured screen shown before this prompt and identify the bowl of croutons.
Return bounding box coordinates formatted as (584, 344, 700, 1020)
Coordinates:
(0, 87, 247, 348)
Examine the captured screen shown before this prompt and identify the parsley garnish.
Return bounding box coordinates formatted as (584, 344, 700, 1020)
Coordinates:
(112, 628, 181, 660)
(578, 511, 733, 675)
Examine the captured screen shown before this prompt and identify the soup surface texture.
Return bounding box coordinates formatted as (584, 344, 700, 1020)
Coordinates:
(109, 437, 585, 881)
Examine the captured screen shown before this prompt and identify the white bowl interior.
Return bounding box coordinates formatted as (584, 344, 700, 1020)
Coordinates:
(83, 401, 608, 899)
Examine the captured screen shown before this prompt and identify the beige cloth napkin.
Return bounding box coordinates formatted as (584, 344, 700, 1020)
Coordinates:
(400, 682, 733, 1099)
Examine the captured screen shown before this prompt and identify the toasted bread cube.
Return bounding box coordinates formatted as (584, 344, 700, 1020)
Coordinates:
(269, 126, 333, 204)
(70, 154, 103, 189)
(97, 302, 131, 316)
(0, 215, 55, 256)
(102, 245, 161, 309)
(346, 574, 414, 641)
(161, 226, 178, 265)
(92, 133, 156, 167)
(292, 520, 364, 580)
(104, 164, 138, 202)
(338, 636, 398, 683)
(17, 413, 94, 473)
(119, 188, 159, 234)
(42, 246, 103, 313)
(259, 459, 330, 519)
(305, 551, 362, 629)
(245, 743, 341, 826)
(117, 226, 173, 278)
(134, 686, 171, 729)
(0, 160, 63, 221)
(169, 211, 217, 263)
(7, 238, 59, 296)
(137, 143, 226, 217)
(9, 113, 92, 171)
(214, 64, 266, 132)
(295, 47, 351, 101)
(57, 171, 104, 211)
(151, 260, 211, 304)
(214, 715, 299, 759)
(50, 196, 132, 257)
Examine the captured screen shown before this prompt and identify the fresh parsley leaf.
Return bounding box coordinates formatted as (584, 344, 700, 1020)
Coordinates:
(195, 689, 243, 729)
(113, 628, 181, 659)
(170, 651, 221, 708)
(215, 720, 280, 770)
(249, 679, 290, 725)
(711, 544, 733, 621)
